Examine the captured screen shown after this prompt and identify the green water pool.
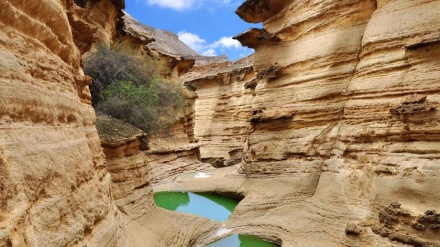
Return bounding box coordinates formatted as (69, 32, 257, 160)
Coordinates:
(153, 191, 237, 221)
(153, 191, 280, 247)
(207, 234, 279, 247)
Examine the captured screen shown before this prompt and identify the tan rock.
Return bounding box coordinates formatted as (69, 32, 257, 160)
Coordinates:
(2, 0, 440, 246)
(96, 116, 154, 219)
(163, 0, 440, 246)
(345, 223, 362, 235)
(68, 0, 123, 54)
(0, 0, 127, 246)
(227, 0, 440, 245)
(0, 230, 11, 247)
(182, 57, 256, 167)
(146, 118, 213, 185)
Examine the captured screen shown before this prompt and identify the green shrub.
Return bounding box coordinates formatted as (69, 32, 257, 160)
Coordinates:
(84, 44, 184, 134)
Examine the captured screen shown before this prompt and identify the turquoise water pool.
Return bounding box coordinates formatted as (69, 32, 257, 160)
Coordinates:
(153, 191, 280, 247)
(153, 191, 237, 221)
(207, 234, 279, 247)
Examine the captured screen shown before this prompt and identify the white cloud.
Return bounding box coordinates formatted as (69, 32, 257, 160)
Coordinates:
(177, 31, 207, 52)
(201, 49, 216, 56)
(147, 0, 199, 11)
(210, 37, 241, 49)
(145, 0, 239, 11)
(178, 31, 253, 59)
(177, 31, 247, 56)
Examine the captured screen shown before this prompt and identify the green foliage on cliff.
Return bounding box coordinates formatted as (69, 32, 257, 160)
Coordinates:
(84, 44, 184, 134)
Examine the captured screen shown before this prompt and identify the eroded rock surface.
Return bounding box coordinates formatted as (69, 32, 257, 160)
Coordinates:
(372, 203, 440, 246)
(239, 0, 439, 246)
(0, 0, 127, 246)
(2, 0, 440, 246)
(145, 98, 213, 184)
(97, 116, 154, 219)
(183, 57, 256, 167)
(175, 0, 440, 246)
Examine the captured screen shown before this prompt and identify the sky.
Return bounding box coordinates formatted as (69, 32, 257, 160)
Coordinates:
(125, 0, 262, 60)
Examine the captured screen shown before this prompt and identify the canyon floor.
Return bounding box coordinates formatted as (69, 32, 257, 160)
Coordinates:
(124, 162, 438, 247)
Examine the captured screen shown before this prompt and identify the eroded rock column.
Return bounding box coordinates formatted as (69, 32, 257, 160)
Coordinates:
(232, 0, 440, 245)
(0, 1, 126, 246)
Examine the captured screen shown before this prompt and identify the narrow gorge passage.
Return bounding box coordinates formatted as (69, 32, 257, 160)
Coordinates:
(1, 0, 439, 247)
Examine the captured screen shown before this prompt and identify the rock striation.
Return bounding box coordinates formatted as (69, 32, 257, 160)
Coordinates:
(234, 0, 440, 246)
(69, 0, 123, 54)
(96, 116, 154, 219)
(0, 0, 127, 246)
(120, 12, 226, 79)
(2, 0, 440, 246)
(181, 0, 440, 246)
(183, 56, 256, 167)
(146, 120, 213, 185)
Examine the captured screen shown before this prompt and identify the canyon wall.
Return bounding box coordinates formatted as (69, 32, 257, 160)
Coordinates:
(119, 12, 218, 185)
(0, 0, 221, 245)
(183, 57, 256, 167)
(237, 0, 440, 204)
(181, 0, 440, 246)
(2, 0, 439, 246)
(0, 0, 128, 246)
(96, 116, 154, 219)
(235, 0, 440, 245)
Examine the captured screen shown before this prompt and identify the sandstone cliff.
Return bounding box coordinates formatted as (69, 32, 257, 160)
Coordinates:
(222, 0, 440, 246)
(2, 0, 440, 246)
(96, 116, 154, 219)
(183, 56, 256, 167)
(120, 12, 226, 80)
(0, 0, 127, 246)
(177, 0, 440, 246)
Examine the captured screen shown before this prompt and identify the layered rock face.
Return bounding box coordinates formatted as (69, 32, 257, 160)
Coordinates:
(2, 0, 439, 246)
(227, 0, 440, 245)
(236, 0, 378, 176)
(183, 57, 256, 167)
(120, 12, 226, 81)
(96, 117, 154, 219)
(181, 0, 440, 246)
(69, 0, 124, 53)
(145, 92, 213, 184)
(0, 1, 127, 246)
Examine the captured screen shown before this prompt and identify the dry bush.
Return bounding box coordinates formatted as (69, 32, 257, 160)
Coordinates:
(84, 45, 184, 134)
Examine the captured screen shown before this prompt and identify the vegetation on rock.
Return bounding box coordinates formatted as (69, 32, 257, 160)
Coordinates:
(84, 44, 184, 135)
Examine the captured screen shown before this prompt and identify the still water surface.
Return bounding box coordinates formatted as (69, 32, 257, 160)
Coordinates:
(153, 192, 279, 247)
(154, 191, 237, 221)
(207, 234, 279, 247)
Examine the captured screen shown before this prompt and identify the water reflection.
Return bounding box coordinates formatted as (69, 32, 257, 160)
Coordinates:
(154, 191, 190, 211)
(154, 192, 279, 247)
(207, 234, 279, 247)
(153, 192, 237, 221)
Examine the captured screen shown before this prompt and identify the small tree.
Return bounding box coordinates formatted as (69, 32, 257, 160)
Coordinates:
(84, 44, 184, 134)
